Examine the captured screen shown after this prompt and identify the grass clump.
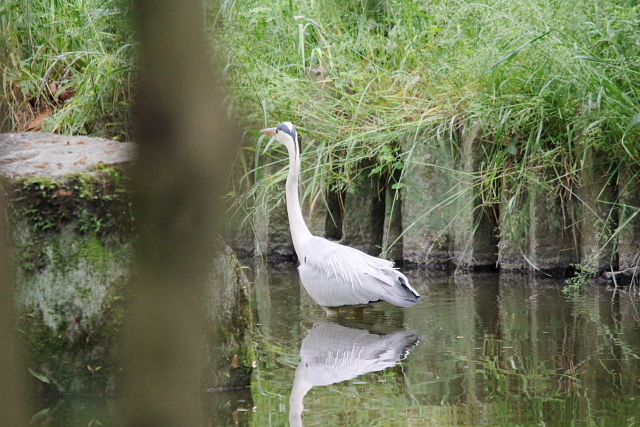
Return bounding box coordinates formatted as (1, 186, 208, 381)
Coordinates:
(0, 0, 135, 139)
(563, 263, 598, 295)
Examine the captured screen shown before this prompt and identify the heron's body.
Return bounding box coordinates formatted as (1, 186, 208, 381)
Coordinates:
(261, 122, 421, 311)
(299, 236, 418, 307)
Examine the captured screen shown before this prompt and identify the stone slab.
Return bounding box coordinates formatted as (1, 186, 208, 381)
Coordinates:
(0, 132, 135, 179)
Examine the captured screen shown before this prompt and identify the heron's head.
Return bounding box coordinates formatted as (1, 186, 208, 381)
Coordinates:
(260, 122, 299, 154)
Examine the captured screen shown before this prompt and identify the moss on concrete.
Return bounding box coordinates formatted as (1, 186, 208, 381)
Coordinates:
(205, 243, 255, 389)
(6, 159, 255, 394)
(5, 166, 133, 393)
(9, 166, 134, 238)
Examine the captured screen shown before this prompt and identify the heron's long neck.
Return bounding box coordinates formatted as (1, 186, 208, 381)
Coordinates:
(286, 142, 313, 259)
(289, 364, 313, 427)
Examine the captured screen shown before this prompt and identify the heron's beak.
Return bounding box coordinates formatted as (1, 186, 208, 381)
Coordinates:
(261, 127, 277, 153)
(260, 127, 277, 136)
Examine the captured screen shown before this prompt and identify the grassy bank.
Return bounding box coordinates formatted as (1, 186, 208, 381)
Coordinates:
(215, 0, 640, 265)
(2, 0, 638, 268)
(0, 0, 135, 139)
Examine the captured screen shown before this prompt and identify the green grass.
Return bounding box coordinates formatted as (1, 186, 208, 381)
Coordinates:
(215, 0, 640, 267)
(2, 0, 638, 270)
(0, 0, 135, 139)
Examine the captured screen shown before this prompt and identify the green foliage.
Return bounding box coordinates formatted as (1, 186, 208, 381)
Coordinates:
(217, 0, 640, 250)
(563, 263, 598, 294)
(10, 167, 134, 240)
(0, 0, 135, 138)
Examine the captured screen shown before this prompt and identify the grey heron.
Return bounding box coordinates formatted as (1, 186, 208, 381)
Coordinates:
(260, 122, 421, 314)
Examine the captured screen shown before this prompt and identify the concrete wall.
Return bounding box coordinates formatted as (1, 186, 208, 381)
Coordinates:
(236, 125, 639, 277)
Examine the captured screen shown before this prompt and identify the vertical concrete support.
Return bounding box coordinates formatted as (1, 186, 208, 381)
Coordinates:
(528, 180, 578, 273)
(453, 120, 498, 269)
(341, 164, 385, 255)
(253, 157, 329, 261)
(401, 132, 457, 267)
(254, 184, 295, 260)
(253, 152, 330, 261)
(324, 190, 343, 240)
(499, 172, 578, 274)
(576, 149, 617, 271)
(381, 177, 403, 263)
(302, 192, 328, 238)
(229, 211, 257, 258)
(618, 165, 640, 269)
(204, 243, 253, 390)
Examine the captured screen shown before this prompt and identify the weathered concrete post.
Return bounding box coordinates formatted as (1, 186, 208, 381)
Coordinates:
(2, 130, 255, 420)
(1, 133, 135, 395)
(401, 128, 457, 267)
(527, 179, 579, 273)
(453, 120, 499, 269)
(302, 191, 329, 239)
(204, 243, 253, 391)
(576, 148, 617, 271)
(253, 157, 328, 261)
(499, 166, 579, 275)
(498, 182, 529, 272)
(617, 164, 640, 270)
(254, 179, 295, 260)
(341, 162, 385, 255)
(381, 178, 403, 262)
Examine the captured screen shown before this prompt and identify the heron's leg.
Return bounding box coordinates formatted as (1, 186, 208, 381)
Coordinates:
(322, 306, 339, 318)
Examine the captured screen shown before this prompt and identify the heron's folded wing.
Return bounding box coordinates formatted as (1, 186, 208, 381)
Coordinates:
(305, 237, 395, 288)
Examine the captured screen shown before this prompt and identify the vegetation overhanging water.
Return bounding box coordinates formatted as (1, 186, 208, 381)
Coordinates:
(3, 1, 640, 424)
(2, 0, 639, 273)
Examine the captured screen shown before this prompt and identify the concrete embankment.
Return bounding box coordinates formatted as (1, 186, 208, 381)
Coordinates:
(237, 123, 639, 280)
(1, 132, 253, 395)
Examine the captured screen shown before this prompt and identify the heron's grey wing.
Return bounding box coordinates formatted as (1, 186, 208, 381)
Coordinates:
(298, 236, 419, 307)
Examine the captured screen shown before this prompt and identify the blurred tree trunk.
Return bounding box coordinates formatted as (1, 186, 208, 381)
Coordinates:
(121, 0, 239, 425)
(0, 17, 28, 423)
(0, 190, 29, 427)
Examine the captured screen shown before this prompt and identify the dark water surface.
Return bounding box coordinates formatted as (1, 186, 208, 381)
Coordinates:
(249, 265, 640, 427)
(33, 265, 640, 426)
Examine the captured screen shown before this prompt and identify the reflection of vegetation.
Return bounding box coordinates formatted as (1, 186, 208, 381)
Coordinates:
(28, 396, 118, 427)
(455, 283, 640, 426)
(250, 275, 640, 426)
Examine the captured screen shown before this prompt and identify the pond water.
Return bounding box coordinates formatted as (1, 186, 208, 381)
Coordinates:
(247, 265, 640, 427)
(32, 264, 640, 426)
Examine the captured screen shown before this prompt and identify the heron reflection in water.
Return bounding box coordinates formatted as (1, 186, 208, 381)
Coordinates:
(289, 321, 420, 426)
